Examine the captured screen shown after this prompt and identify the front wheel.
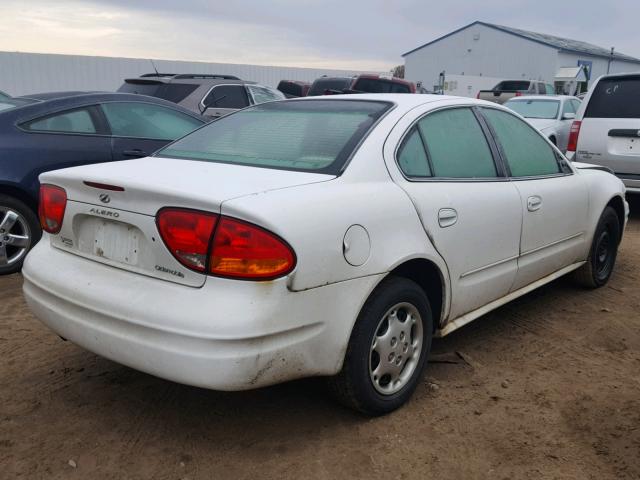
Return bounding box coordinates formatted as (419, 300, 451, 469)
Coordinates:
(328, 277, 433, 415)
(574, 206, 620, 288)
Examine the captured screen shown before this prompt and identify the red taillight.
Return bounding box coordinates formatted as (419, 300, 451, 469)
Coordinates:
(567, 120, 582, 152)
(157, 208, 218, 272)
(515, 92, 522, 97)
(210, 217, 296, 280)
(156, 209, 296, 279)
(476, 92, 480, 99)
(39, 184, 67, 234)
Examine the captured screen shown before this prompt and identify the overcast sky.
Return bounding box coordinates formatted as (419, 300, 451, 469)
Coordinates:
(1, 0, 638, 71)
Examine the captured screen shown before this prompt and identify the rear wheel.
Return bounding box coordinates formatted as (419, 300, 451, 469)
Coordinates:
(0, 195, 40, 275)
(574, 206, 620, 288)
(328, 277, 433, 415)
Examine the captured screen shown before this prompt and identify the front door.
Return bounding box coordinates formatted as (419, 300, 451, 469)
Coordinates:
(391, 106, 523, 319)
(481, 107, 589, 290)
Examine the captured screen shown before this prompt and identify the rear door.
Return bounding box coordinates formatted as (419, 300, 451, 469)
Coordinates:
(576, 75, 640, 186)
(481, 107, 589, 290)
(100, 101, 203, 160)
(18, 106, 112, 189)
(391, 106, 522, 319)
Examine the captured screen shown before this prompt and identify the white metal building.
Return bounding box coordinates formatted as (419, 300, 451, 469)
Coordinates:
(403, 21, 640, 97)
(0, 51, 373, 97)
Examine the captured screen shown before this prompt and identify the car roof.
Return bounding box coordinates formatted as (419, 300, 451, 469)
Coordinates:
(122, 77, 256, 86)
(288, 93, 504, 110)
(4, 92, 205, 120)
(505, 95, 577, 101)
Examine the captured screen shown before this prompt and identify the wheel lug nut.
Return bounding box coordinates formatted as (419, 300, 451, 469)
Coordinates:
(390, 337, 397, 347)
(403, 344, 408, 353)
(388, 353, 395, 362)
(396, 357, 402, 365)
(400, 332, 405, 340)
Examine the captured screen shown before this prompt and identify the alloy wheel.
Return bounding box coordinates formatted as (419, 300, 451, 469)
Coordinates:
(0, 207, 31, 268)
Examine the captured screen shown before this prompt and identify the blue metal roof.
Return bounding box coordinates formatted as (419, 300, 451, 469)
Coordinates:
(402, 21, 640, 63)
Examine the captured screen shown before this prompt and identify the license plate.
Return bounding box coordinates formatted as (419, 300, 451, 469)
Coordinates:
(93, 220, 140, 265)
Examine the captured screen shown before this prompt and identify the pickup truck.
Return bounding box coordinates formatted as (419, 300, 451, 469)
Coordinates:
(477, 80, 554, 104)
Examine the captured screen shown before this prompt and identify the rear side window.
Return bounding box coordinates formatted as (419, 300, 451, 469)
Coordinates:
(23, 108, 97, 134)
(277, 81, 304, 97)
(397, 128, 431, 177)
(417, 108, 497, 178)
(585, 76, 640, 118)
(158, 100, 391, 174)
(483, 108, 560, 177)
(545, 84, 555, 94)
(101, 102, 202, 140)
(203, 85, 250, 109)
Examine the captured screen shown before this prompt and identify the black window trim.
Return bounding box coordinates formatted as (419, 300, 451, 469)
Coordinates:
(17, 104, 109, 137)
(476, 106, 574, 181)
(98, 100, 204, 142)
(393, 105, 509, 183)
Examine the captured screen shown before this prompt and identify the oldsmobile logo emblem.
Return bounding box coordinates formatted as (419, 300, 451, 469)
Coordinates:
(99, 193, 111, 204)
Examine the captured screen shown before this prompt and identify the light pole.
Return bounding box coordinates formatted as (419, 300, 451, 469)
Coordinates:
(607, 47, 615, 74)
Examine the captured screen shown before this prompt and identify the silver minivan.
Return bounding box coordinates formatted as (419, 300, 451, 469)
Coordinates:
(567, 73, 640, 194)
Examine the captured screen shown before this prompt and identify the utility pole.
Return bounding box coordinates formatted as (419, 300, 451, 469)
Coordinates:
(607, 47, 615, 74)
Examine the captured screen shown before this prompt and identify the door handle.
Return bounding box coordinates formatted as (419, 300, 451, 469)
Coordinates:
(438, 208, 458, 228)
(527, 196, 542, 212)
(122, 149, 147, 157)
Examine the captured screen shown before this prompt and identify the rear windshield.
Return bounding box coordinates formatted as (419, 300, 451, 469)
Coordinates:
(307, 78, 353, 96)
(0, 97, 38, 113)
(277, 81, 305, 97)
(157, 100, 392, 174)
(585, 76, 640, 118)
(493, 81, 530, 91)
(352, 78, 412, 94)
(504, 99, 560, 119)
(118, 81, 199, 103)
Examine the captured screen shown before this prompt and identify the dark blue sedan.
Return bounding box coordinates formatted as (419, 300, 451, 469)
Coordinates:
(0, 92, 205, 274)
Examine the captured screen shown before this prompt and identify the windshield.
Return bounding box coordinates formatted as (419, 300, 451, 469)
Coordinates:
(0, 97, 38, 113)
(504, 99, 560, 119)
(157, 100, 392, 174)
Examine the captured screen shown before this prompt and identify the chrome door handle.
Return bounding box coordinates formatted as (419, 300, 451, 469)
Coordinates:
(527, 196, 542, 212)
(438, 208, 458, 228)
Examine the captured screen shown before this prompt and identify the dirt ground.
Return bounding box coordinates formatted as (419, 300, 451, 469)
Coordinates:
(1, 199, 639, 480)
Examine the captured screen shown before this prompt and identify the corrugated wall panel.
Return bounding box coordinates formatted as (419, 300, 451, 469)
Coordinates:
(0, 51, 378, 96)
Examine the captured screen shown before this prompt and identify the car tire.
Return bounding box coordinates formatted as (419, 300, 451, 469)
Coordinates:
(574, 206, 620, 288)
(0, 194, 41, 275)
(328, 276, 433, 416)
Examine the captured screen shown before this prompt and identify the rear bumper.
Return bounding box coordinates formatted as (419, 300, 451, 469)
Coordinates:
(23, 239, 381, 390)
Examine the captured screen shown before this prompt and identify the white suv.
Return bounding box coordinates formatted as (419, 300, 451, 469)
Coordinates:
(566, 73, 640, 194)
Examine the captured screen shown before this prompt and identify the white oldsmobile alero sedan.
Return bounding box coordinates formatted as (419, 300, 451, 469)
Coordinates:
(23, 94, 628, 415)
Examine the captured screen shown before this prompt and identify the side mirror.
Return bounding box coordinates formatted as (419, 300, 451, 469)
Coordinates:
(562, 112, 576, 120)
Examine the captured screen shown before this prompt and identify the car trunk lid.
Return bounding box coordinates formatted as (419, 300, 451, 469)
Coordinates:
(40, 157, 333, 286)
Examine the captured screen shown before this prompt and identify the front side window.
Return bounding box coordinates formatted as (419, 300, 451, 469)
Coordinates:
(482, 108, 561, 177)
(505, 99, 560, 119)
(203, 85, 250, 109)
(494, 81, 530, 91)
(416, 108, 497, 178)
(247, 85, 285, 105)
(158, 100, 391, 174)
(23, 108, 97, 134)
(101, 102, 202, 140)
